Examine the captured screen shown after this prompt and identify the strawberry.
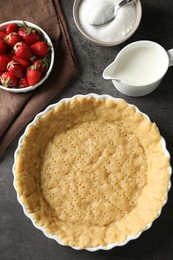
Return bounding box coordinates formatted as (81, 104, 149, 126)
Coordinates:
(26, 65, 41, 85)
(32, 58, 49, 75)
(6, 23, 19, 34)
(5, 32, 22, 47)
(13, 42, 32, 59)
(0, 39, 7, 54)
(0, 71, 4, 77)
(30, 41, 49, 58)
(12, 55, 31, 69)
(19, 77, 29, 88)
(18, 25, 40, 46)
(0, 54, 11, 70)
(0, 31, 7, 39)
(1, 71, 18, 87)
(7, 60, 24, 78)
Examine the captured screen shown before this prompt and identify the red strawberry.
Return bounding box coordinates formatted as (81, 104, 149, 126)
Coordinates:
(6, 23, 19, 34)
(1, 71, 18, 87)
(0, 71, 4, 77)
(0, 39, 7, 54)
(12, 55, 31, 69)
(0, 54, 11, 70)
(32, 58, 49, 75)
(26, 65, 41, 85)
(0, 31, 7, 39)
(5, 32, 22, 47)
(19, 77, 29, 88)
(13, 42, 32, 59)
(7, 60, 24, 78)
(30, 41, 49, 58)
(18, 26, 40, 46)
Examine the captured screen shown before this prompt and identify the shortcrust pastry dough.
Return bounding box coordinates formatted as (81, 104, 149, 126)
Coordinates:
(14, 97, 170, 248)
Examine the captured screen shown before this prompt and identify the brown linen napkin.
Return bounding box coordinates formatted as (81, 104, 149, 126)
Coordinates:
(0, 0, 78, 159)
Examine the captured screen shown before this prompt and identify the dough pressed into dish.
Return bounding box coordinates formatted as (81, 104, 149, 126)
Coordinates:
(14, 96, 171, 249)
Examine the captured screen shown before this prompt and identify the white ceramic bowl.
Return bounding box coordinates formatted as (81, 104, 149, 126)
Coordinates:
(73, 0, 142, 46)
(0, 20, 54, 93)
(13, 94, 172, 251)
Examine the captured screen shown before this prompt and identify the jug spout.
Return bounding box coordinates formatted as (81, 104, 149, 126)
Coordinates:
(102, 60, 119, 80)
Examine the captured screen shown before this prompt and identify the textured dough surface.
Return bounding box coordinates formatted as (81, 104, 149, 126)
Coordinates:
(14, 97, 170, 248)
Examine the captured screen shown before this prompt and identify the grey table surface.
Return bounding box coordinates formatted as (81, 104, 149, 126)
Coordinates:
(1, 0, 173, 259)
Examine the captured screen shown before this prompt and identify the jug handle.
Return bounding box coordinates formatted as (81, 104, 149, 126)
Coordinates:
(167, 49, 173, 67)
